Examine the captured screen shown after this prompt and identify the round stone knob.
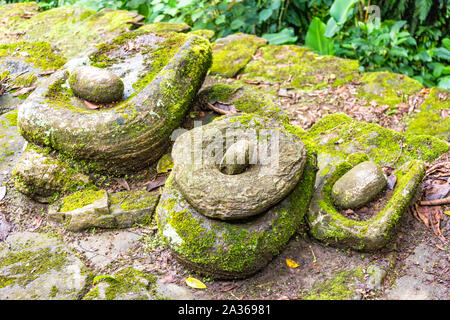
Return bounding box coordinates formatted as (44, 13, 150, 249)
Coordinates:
(69, 66, 124, 104)
(219, 139, 252, 175)
(332, 161, 387, 209)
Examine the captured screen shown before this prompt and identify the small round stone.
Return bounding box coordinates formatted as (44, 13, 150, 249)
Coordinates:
(219, 139, 252, 175)
(332, 161, 387, 209)
(69, 66, 124, 104)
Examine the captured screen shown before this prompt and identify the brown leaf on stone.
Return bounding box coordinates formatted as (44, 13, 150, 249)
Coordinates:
(414, 204, 447, 244)
(0, 212, 11, 241)
(146, 175, 168, 192)
(206, 101, 237, 115)
(83, 100, 101, 109)
(12, 86, 36, 97)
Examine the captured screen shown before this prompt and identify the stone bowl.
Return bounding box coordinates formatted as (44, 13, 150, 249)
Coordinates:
(17, 30, 212, 174)
(171, 114, 308, 220)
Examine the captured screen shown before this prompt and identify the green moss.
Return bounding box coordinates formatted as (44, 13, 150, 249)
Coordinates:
(1, 110, 18, 128)
(357, 71, 423, 106)
(307, 113, 448, 167)
(302, 268, 365, 300)
(0, 41, 66, 71)
(210, 33, 268, 78)
(109, 190, 158, 211)
(83, 267, 159, 300)
(242, 45, 360, 90)
(405, 88, 450, 140)
(0, 247, 68, 289)
(60, 188, 105, 212)
(157, 147, 316, 277)
(137, 22, 190, 34)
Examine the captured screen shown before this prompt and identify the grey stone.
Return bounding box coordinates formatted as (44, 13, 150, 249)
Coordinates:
(12, 145, 90, 203)
(17, 31, 212, 175)
(366, 265, 387, 290)
(219, 139, 252, 175)
(69, 66, 124, 103)
(0, 232, 88, 300)
(332, 161, 387, 209)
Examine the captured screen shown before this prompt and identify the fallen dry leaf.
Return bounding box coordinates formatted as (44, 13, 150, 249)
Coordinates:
(286, 258, 299, 268)
(84, 100, 101, 109)
(114, 178, 130, 191)
(145, 175, 168, 192)
(185, 277, 206, 289)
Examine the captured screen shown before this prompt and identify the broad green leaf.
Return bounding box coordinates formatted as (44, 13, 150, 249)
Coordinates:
(263, 28, 298, 45)
(330, 0, 360, 25)
(324, 17, 339, 38)
(438, 76, 450, 89)
(259, 8, 273, 22)
(443, 38, 450, 51)
(305, 18, 335, 55)
(442, 65, 450, 75)
(433, 47, 450, 61)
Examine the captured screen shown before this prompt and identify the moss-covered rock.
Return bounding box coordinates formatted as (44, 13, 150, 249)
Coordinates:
(188, 29, 215, 41)
(0, 110, 27, 184)
(0, 232, 88, 300)
(404, 88, 450, 140)
(137, 22, 190, 34)
(308, 158, 426, 251)
(49, 188, 159, 231)
(1, 6, 143, 59)
(357, 71, 424, 106)
(210, 33, 268, 78)
(196, 83, 288, 122)
(304, 113, 448, 168)
(83, 267, 160, 300)
(0, 2, 41, 44)
(241, 45, 360, 90)
(12, 144, 90, 203)
(156, 152, 316, 279)
(18, 31, 212, 174)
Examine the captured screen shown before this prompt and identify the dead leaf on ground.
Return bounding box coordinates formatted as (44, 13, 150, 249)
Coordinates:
(145, 175, 168, 192)
(83, 100, 101, 109)
(114, 178, 130, 191)
(387, 175, 397, 190)
(185, 277, 207, 289)
(0, 186, 6, 201)
(286, 258, 299, 268)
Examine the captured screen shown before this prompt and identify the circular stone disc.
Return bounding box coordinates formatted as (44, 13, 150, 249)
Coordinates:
(172, 114, 307, 220)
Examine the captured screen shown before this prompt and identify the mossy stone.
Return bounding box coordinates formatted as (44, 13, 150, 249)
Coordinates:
(18, 31, 212, 174)
(331, 161, 387, 209)
(156, 152, 316, 279)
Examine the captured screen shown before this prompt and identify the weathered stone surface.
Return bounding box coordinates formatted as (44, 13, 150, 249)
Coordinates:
(69, 66, 124, 103)
(49, 189, 110, 231)
(0, 41, 66, 111)
(210, 33, 268, 78)
(137, 22, 190, 34)
(195, 83, 287, 121)
(241, 44, 360, 90)
(0, 6, 143, 59)
(303, 113, 448, 168)
(17, 31, 212, 174)
(49, 189, 159, 231)
(0, 232, 88, 300)
(219, 139, 252, 175)
(0, 110, 27, 184)
(12, 145, 90, 203)
(156, 157, 316, 279)
(332, 161, 387, 209)
(172, 114, 307, 220)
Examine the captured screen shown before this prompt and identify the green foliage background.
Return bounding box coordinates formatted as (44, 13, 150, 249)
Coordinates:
(1, 0, 449, 88)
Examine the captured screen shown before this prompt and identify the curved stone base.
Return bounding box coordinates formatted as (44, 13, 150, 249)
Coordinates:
(156, 156, 316, 279)
(307, 157, 426, 251)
